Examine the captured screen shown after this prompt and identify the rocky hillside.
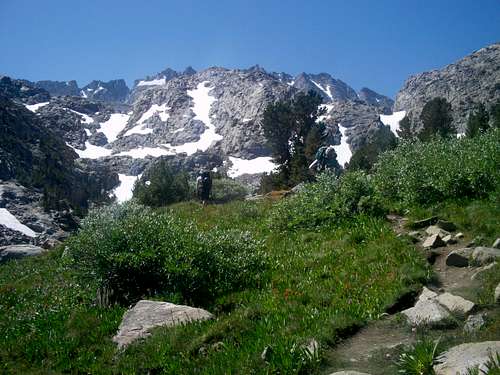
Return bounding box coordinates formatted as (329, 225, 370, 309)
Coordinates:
(394, 43, 500, 131)
(35, 79, 130, 103)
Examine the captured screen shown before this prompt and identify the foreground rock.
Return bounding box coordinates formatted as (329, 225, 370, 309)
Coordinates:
(446, 248, 473, 267)
(434, 341, 500, 375)
(423, 234, 445, 249)
(329, 372, 372, 375)
(471, 247, 500, 265)
(113, 300, 213, 348)
(0, 244, 45, 263)
(495, 283, 500, 304)
(436, 292, 475, 314)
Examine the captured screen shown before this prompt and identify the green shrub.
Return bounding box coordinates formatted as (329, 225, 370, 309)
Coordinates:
(211, 178, 249, 203)
(133, 159, 190, 207)
(67, 202, 267, 306)
(397, 339, 442, 375)
(373, 128, 500, 207)
(271, 170, 384, 230)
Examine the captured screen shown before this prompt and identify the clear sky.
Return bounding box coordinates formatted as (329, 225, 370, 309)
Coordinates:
(1, 0, 498, 97)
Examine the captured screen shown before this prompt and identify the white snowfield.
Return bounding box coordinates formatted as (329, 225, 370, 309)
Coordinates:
(113, 174, 141, 203)
(311, 80, 334, 101)
(317, 104, 334, 122)
(116, 146, 175, 159)
(380, 110, 406, 136)
(227, 156, 277, 178)
(98, 113, 130, 143)
(25, 102, 49, 112)
(333, 124, 352, 168)
(0, 208, 37, 237)
(137, 78, 167, 87)
(164, 81, 222, 155)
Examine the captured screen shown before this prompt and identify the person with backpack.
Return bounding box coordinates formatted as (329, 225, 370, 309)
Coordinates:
(196, 169, 212, 204)
(309, 145, 340, 174)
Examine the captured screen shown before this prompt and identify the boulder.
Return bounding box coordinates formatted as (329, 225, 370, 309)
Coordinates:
(471, 262, 497, 280)
(446, 248, 473, 267)
(328, 372, 372, 375)
(423, 234, 445, 248)
(434, 341, 500, 375)
(454, 232, 464, 239)
(113, 300, 213, 348)
(0, 244, 45, 263)
(471, 247, 500, 265)
(463, 313, 486, 334)
(401, 299, 451, 326)
(437, 220, 457, 232)
(436, 292, 475, 314)
(493, 238, 500, 249)
(495, 283, 500, 304)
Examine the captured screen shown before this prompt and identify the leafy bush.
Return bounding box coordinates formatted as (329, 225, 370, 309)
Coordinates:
(396, 339, 442, 375)
(133, 159, 190, 207)
(211, 178, 249, 203)
(67, 202, 267, 305)
(373, 128, 500, 207)
(271, 170, 384, 230)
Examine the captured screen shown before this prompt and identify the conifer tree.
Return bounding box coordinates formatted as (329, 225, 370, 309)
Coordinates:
(396, 115, 414, 139)
(466, 103, 490, 138)
(418, 97, 455, 141)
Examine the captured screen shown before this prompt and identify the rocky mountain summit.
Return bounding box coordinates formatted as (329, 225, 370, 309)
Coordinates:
(394, 43, 500, 131)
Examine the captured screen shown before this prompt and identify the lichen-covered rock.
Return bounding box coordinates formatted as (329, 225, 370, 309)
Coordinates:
(113, 300, 213, 348)
(436, 292, 475, 314)
(0, 244, 45, 263)
(471, 247, 500, 265)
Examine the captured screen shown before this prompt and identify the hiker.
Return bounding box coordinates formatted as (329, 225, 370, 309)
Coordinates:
(196, 169, 212, 204)
(309, 145, 339, 172)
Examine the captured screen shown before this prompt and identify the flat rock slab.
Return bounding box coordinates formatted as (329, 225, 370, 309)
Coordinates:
(419, 286, 438, 301)
(0, 244, 45, 263)
(113, 300, 213, 348)
(423, 234, 445, 248)
(436, 292, 475, 314)
(402, 299, 451, 326)
(434, 341, 500, 375)
(472, 247, 500, 265)
(426, 225, 450, 238)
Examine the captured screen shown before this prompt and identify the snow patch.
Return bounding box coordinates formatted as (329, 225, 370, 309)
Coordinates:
(311, 80, 333, 101)
(242, 118, 252, 123)
(68, 109, 94, 124)
(380, 111, 406, 136)
(84, 129, 92, 136)
(25, 102, 49, 112)
(116, 146, 175, 159)
(0, 208, 37, 237)
(137, 78, 167, 86)
(123, 124, 153, 137)
(137, 103, 170, 124)
(163, 81, 222, 155)
(80, 90, 87, 98)
(71, 142, 113, 159)
(98, 113, 130, 142)
(228, 156, 277, 178)
(113, 174, 141, 203)
(333, 124, 352, 167)
(317, 104, 334, 122)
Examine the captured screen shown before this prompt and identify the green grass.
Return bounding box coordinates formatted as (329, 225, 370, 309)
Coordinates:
(0, 199, 429, 374)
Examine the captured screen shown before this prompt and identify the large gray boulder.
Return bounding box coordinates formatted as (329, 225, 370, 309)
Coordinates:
(113, 300, 213, 348)
(434, 341, 500, 375)
(0, 244, 45, 263)
(401, 299, 451, 326)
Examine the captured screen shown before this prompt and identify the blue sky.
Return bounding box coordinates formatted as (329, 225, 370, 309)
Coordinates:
(1, 0, 498, 97)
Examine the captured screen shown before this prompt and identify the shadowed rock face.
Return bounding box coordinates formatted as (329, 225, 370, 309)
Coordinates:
(36, 80, 80, 97)
(394, 43, 500, 131)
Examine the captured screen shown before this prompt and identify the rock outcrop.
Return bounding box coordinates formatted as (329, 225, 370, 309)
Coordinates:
(434, 341, 500, 375)
(394, 43, 500, 132)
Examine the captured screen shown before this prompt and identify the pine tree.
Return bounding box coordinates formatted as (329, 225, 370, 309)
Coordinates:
(490, 101, 500, 129)
(261, 91, 326, 188)
(418, 97, 455, 141)
(396, 115, 414, 139)
(466, 103, 490, 138)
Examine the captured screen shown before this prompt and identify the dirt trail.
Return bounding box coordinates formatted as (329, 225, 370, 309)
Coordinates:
(321, 215, 483, 375)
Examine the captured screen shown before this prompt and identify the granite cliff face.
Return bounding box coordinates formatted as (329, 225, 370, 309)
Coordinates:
(394, 43, 500, 131)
